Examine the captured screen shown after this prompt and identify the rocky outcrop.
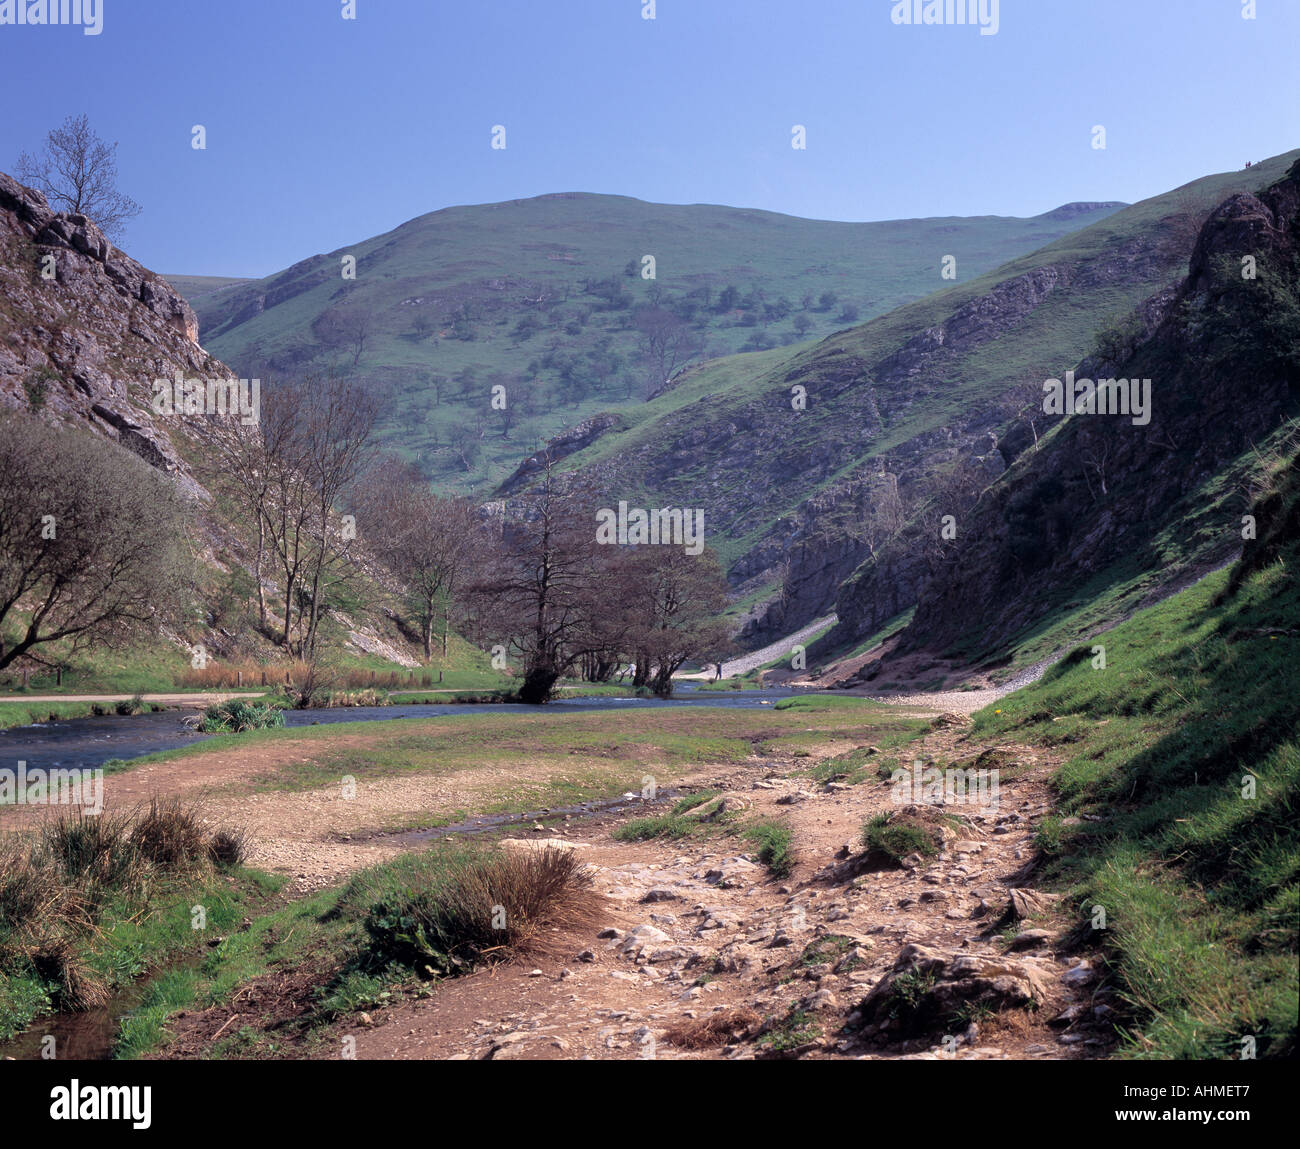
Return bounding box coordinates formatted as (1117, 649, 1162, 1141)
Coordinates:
(493, 412, 622, 496)
(890, 158, 1300, 663)
(0, 170, 229, 489)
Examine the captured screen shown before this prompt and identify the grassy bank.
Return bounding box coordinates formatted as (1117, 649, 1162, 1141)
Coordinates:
(972, 466, 1300, 1058)
(0, 801, 264, 1044)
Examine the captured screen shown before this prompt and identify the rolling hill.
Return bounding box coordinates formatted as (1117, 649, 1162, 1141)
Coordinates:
(181, 192, 1124, 493)
(547, 151, 1300, 645)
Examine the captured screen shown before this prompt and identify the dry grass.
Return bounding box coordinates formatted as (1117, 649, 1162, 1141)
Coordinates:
(0, 799, 249, 1013)
(664, 1007, 761, 1049)
(346, 844, 601, 976)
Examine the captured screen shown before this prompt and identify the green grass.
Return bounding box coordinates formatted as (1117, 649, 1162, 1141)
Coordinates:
(744, 820, 794, 877)
(757, 1005, 822, 1052)
(772, 694, 881, 712)
(0, 818, 277, 1047)
(119, 842, 596, 1058)
(969, 470, 1300, 1058)
(0, 700, 105, 729)
(861, 812, 938, 863)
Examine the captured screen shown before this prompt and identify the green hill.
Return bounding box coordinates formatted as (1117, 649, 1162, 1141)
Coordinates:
(550, 152, 1300, 640)
(179, 192, 1123, 494)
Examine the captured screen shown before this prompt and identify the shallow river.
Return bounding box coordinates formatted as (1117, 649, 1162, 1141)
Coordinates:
(0, 685, 800, 773)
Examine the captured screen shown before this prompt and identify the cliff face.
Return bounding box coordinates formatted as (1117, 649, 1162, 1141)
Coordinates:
(887, 160, 1300, 664)
(0, 171, 234, 490)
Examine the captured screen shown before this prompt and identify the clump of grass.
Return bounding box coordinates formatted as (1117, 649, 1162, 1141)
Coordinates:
(664, 1007, 760, 1049)
(198, 699, 284, 734)
(114, 693, 145, 717)
(797, 934, 856, 969)
(131, 798, 211, 871)
(613, 793, 731, 842)
(207, 826, 249, 868)
(757, 1006, 821, 1052)
(341, 844, 597, 978)
(0, 801, 250, 1034)
(672, 789, 720, 814)
(744, 820, 795, 877)
(860, 811, 938, 865)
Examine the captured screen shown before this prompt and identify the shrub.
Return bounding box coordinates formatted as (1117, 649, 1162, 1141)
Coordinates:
(198, 699, 285, 733)
(347, 844, 595, 977)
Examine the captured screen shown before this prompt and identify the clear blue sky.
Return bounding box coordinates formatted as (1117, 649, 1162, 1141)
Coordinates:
(1, 0, 1295, 277)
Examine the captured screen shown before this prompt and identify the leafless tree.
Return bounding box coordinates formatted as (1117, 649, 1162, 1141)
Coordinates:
(0, 414, 187, 670)
(16, 114, 141, 243)
(634, 306, 704, 397)
(467, 464, 614, 703)
(208, 374, 378, 656)
(354, 458, 483, 659)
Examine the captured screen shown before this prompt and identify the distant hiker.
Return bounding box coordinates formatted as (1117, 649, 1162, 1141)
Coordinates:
(715, 661, 723, 681)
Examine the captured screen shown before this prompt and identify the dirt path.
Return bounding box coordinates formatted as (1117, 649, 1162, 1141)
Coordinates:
(158, 718, 1112, 1061)
(680, 615, 837, 680)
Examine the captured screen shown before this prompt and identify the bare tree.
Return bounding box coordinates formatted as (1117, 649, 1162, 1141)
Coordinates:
(354, 458, 482, 659)
(0, 414, 187, 669)
(623, 546, 730, 697)
(16, 114, 141, 243)
(208, 374, 378, 656)
(634, 306, 704, 397)
(467, 464, 613, 703)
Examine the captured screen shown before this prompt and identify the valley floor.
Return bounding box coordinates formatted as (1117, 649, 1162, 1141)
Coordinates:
(0, 695, 1113, 1061)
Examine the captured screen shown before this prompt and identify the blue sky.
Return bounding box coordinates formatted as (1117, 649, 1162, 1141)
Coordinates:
(0, 0, 1295, 277)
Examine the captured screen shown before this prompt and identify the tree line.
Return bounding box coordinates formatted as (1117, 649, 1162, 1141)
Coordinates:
(0, 379, 732, 702)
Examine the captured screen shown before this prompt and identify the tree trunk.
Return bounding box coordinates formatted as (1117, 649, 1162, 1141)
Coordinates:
(519, 663, 558, 705)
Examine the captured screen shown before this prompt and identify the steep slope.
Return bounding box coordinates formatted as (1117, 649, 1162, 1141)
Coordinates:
(0, 171, 221, 489)
(552, 152, 1299, 645)
(184, 192, 1123, 493)
(0, 172, 422, 680)
(885, 157, 1300, 672)
(963, 450, 1300, 1057)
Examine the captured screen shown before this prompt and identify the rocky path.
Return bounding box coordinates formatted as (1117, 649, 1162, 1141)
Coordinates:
(337, 719, 1114, 1061)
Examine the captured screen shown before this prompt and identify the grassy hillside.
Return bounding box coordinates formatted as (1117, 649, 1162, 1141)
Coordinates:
(183, 192, 1122, 494)
(561, 152, 1300, 560)
(161, 274, 251, 300)
(970, 450, 1300, 1058)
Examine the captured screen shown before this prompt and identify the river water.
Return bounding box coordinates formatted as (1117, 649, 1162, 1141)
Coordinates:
(0, 685, 800, 774)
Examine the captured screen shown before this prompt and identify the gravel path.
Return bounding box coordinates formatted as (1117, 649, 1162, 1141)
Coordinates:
(718, 615, 837, 678)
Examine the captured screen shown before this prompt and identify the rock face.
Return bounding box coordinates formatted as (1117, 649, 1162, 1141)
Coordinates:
(494, 412, 622, 497)
(0, 170, 228, 488)
(891, 158, 1300, 663)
